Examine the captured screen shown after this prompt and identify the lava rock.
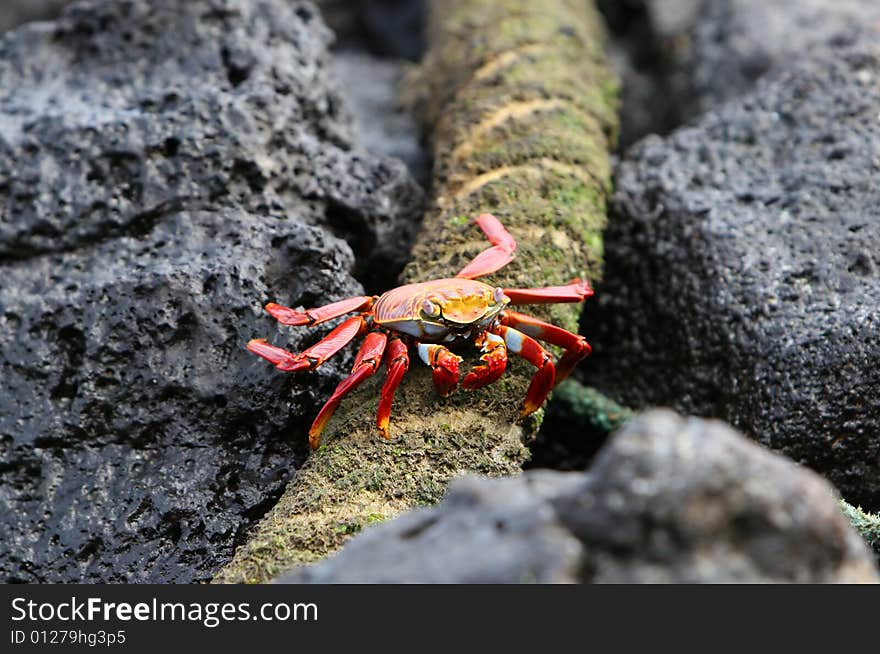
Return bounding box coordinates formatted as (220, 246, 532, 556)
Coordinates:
(279, 411, 879, 583)
(600, 0, 880, 145)
(0, 0, 422, 582)
(279, 471, 586, 583)
(584, 42, 880, 507)
(527, 379, 632, 472)
(650, 0, 880, 116)
(564, 411, 879, 582)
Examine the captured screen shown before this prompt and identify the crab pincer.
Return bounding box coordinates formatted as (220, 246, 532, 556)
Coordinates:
(248, 214, 594, 448)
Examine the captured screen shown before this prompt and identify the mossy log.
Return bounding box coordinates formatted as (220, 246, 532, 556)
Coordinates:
(213, 0, 618, 583)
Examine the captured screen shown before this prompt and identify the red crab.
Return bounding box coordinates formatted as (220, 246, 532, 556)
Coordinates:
(248, 214, 593, 449)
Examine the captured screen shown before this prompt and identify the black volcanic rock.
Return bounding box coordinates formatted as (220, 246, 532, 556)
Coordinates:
(600, 0, 880, 145)
(279, 412, 879, 583)
(584, 41, 880, 508)
(681, 0, 880, 114)
(0, 0, 422, 582)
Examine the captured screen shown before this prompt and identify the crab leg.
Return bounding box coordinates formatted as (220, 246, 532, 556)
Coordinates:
(264, 295, 375, 327)
(503, 279, 593, 305)
(500, 311, 592, 383)
(455, 213, 517, 280)
(495, 325, 556, 417)
(247, 315, 367, 372)
(308, 331, 388, 449)
(461, 330, 508, 390)
(377, 337, 410, 439)
(416, 343, 462, 397)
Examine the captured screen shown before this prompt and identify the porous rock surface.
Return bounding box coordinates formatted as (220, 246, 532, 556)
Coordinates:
(278, 411, 879, 583)
(601, 0, 880, 145)
(648, 0, 880, 118)
(585, 41, 880, 507)
(0, 0, 421, 582)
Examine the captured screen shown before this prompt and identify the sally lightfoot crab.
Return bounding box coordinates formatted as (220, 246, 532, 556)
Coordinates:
(248, 214, 593, 449)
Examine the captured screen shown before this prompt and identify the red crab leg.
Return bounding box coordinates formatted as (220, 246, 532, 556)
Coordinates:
(377, 337, 410, 439)
(461, 330, 507, 390)
(416, 343, 462, 397)
(247, 315, 367, 372)
(308, 331, 388, 449)
(455, 213, 517, 280)
(496, 325, 556, 417)
(500, 311, 592, 383)
(503, 279, 593, 305)
(264, 295, 375, 326)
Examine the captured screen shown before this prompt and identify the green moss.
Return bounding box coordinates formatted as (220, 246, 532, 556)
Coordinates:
(460, 109, 608, 174)
(448, 214, 471, 228)
(214, 0, 618, 584)
(452, 54, 617, 139)
(551, 378, 634, 434)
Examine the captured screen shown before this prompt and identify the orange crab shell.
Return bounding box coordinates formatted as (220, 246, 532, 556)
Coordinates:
(247, 213, 595, 450)
(372, 278, 509, 342)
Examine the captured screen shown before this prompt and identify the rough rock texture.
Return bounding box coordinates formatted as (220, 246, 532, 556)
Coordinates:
(635, 0, 880, 128)
(681, 0, 880, 114)
(279, 411, 879, 583)
(584, 42, 880, 508)
(597, 0, 880, 146)
(0, 0, 422, 582)
(280, 471, 586, 583)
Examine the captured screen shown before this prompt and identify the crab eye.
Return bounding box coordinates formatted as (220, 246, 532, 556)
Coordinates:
(421, 299, 441, 318)
(493, 287, 507, 304)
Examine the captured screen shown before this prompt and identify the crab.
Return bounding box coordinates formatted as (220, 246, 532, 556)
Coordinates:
(248, 213, 593, 449)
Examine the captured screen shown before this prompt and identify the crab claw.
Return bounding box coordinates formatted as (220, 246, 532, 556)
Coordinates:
(247, 339, 312, 372)
(433, 358, 460, 397)
(496, 325, 556, 417)
(461, 331, 507, 390)
(417, 343, 462, 397)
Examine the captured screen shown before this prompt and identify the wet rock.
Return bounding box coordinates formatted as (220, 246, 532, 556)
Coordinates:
(585, 42, 880, 507)
(0, 0, 422, 582)
(279, 411, 879, 583)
